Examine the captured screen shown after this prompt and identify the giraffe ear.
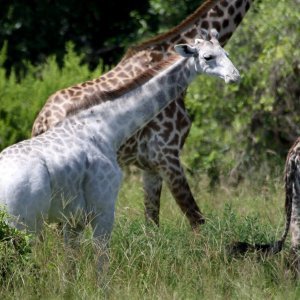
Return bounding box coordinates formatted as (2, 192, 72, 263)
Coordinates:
(174, 44, 197, 57)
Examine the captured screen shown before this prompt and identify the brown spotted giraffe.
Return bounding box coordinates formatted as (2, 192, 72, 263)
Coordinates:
(31, 0, 253, 229)
(0, 36, 239, 267)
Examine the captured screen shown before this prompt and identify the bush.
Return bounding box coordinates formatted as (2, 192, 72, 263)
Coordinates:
(0, 208, 31, 281)
(0, 42, 103, 151)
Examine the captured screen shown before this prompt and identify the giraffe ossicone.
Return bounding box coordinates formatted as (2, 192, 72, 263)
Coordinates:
(0, 36, 240, 265)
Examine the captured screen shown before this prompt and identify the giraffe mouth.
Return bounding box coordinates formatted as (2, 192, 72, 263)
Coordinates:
(224, 72, 241, 84)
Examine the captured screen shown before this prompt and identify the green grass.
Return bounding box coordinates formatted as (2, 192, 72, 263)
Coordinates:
(1, 171, 300, 299)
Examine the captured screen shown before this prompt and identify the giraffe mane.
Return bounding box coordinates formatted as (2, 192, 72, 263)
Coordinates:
(66, 54, 181, 117)
(122, 0, 220, 60)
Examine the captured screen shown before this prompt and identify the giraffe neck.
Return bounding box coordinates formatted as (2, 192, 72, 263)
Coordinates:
(77, 57, 196, 151)
(123, 0, 253, 60)
(67, 0, 253, 107)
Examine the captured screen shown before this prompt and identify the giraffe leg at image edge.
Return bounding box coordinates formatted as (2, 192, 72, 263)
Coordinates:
(290, 177, 300, 277)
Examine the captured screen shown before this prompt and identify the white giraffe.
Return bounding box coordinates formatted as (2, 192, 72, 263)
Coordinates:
(0, 31, 240, 262)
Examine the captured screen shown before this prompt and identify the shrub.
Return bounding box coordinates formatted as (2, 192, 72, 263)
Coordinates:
(0, 208, 31, 281)
(0, 42, 103, 151)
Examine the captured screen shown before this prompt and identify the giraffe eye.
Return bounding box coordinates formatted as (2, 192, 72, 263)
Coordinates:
(204, 55, 215, 61)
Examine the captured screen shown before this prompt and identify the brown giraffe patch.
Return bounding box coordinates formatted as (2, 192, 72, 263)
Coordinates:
(245, 1, 250, 11)
(107, 72, 115, 78)
(170, 134, 180, 146)
(84, 87, 94, 94)
(235, 0, 243, 9)
(201, 20, 209, 29)
(170, 35, 180, 44)
(150, 52, 164, 62)
(118, 72, 129, 78)
(184, 28, 198, 39)
(228, 5, 235, 15)
(212, 21, 221, 32)
(222, 19, 230, 28)
(210, 5, 225, 18)
(125, 65, 133, 72)
(101, 81, 110, 90)
(234, 13, 243, 25)
(220, 0, 229, 7)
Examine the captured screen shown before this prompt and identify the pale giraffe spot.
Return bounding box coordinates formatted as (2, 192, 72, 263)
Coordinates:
(106, 72, 115, 78)
(54, 95, 64, 104)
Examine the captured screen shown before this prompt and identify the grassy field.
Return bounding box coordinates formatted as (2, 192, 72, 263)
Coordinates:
(0, 1, 299, 298)
(1, 168, 300, 299)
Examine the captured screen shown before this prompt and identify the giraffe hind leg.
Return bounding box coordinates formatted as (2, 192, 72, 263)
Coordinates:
(142, 147, 204, 229)
(143, 170, 163, 226)
(158, 154, 205, 229)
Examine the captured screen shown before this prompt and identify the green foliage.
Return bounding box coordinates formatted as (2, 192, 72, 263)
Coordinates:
(183, 0, 300, 182)
(0, 177, 297, 299)
(148, 0, 203, 31)
(0, 1, 150, 71)
(0, 42, 103, 151)
(0, 208, 31, 282)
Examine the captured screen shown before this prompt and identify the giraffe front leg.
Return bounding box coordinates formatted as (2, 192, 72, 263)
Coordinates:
(290, 180, 300, 277)
(90, 208, 115, 274)
(159, 155, 205, 230)
(83, 157, 122, 273)
(143, 170, 163, 226)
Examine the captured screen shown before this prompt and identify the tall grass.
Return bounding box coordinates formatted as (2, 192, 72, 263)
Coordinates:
(1, 174, 299, 299)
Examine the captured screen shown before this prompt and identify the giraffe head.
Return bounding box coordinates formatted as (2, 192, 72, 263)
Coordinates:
(174, 29, 240, 83)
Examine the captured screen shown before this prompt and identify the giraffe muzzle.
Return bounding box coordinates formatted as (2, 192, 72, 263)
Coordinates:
(225, 69, 241, 84)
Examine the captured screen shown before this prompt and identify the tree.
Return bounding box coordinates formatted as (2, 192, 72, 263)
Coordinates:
(0, 0, 150, 72)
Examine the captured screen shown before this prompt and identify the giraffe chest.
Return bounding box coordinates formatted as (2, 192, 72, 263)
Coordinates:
(117, 98, 191, 170)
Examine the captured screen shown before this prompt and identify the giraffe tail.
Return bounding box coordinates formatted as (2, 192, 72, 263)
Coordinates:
(228, 157, 296, 257)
